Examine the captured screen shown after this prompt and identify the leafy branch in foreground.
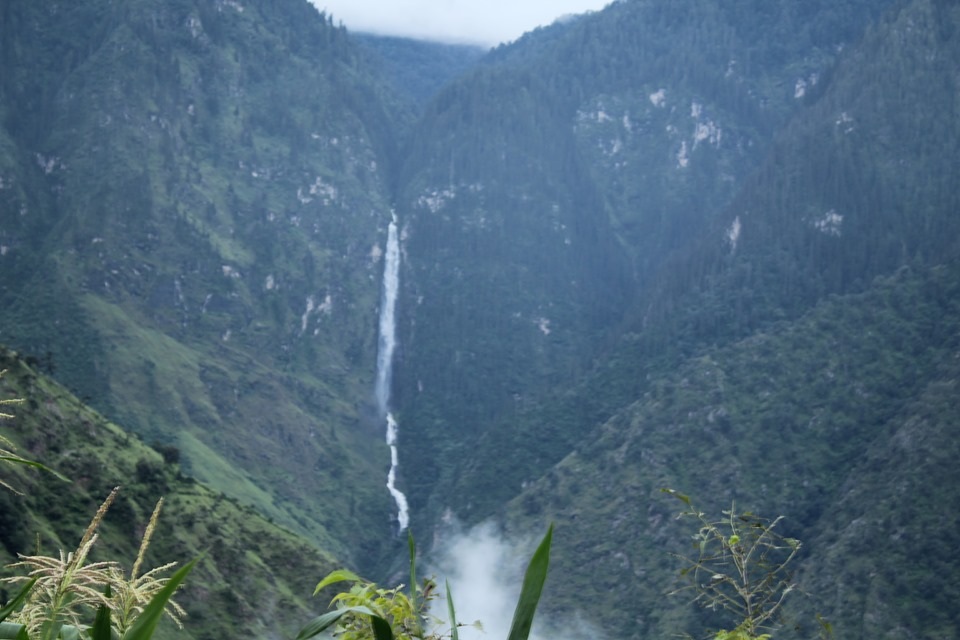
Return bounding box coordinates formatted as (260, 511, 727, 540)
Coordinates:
(297, 525, 553, 640)
(663, 489, 801, 640)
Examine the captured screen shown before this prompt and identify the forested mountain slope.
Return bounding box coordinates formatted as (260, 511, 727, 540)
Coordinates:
(499, 0, 960, 501)
(514, 0, 960, 511)
(504, 261, 960, 639)
(355, 34, 486, 109)
(493, 1, 960, 637)
(0, 0, 405, 567)
(392, 0, 901, 528)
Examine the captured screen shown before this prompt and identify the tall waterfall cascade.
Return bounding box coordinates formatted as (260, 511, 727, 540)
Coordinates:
(375, 214, 410, 531)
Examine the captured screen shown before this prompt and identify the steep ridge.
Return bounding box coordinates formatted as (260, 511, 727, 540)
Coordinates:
(393, 0, 897, 527)
(0, 0, 406, 567)
(797, 339, 960, 637)
(539, 0, 960, 476)
(493, 1, 960, 637)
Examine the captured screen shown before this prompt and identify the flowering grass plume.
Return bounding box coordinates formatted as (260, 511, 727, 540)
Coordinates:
(2, 487, 185, 637)
(109, 497, 186, 633)
(4, 487, 122, 635)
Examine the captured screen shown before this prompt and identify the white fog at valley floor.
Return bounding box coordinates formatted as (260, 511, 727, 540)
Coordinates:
(309, 0, 612, 46)
(430, 523, 606, 640)
(375, 214, 409, 532)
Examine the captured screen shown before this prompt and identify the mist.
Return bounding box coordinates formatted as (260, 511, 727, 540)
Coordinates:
(309, 0, 611, 46)
(428, 522, 605, 640)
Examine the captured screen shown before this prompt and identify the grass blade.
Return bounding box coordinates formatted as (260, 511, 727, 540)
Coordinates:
(408, 530, 417, 605)
(0, 622, 29, 640)
(0, 580, 31, 640)
(445, 579, 459, 640)
(121, 557, 196, 640)
(408, 530, 422, 636)
(661, 488, 692, 506)
(506, 524, 553, 640)
(0, 578, 35, 622)
(0, 455, 69, 482)
(91, 601, 113, 640)
(296, 608, 363, 640)
(370, 615, 394, 640)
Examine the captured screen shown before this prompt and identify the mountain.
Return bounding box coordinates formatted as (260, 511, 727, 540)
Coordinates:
(392, 0, 960, 636)
(1, 0, 959, 638)
(0, 0, 404, 569)
(391, 0, 899, 527)
(489, 0, 960, 637)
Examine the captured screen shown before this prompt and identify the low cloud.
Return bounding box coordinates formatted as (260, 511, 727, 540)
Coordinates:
(310, 1, 612, 46)
(427, 521, 606, 640)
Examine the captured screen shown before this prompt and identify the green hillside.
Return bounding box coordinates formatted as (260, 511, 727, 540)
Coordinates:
(0, 346, 338, 640)
(0, 0, 404, 568)
(0, 0, 958, 637)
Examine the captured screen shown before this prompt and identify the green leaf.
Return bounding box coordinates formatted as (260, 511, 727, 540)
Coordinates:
(90, 602, 113, 640)
(313, 569, 363, 596)
(39, 618, 65, 640)
(445, 579, 459, 640)
(506, 524, 553, 640)
(407, 530, 423, 637)
(816, 614, 834, 639)
(0, 621, 29, 640)
(296, 608, 362, 640)
(57, 626, 80, 640)
(121, 557, 196, 640)
(295, 606, 393, 640)
(408, 531, 417, 594)
(369, 615, 394, 640)
(0, 456, 70, 482)
(0, 578, 36, 622)
(661, 488, 691, 506)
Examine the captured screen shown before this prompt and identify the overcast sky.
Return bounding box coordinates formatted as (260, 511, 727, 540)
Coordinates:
(308, 0, 612, 47)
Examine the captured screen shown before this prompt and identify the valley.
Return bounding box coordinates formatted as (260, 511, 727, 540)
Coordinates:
(1, 0, 958, 637)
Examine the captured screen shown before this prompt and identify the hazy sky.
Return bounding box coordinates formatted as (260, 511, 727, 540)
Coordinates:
(309, 0, 612, 47)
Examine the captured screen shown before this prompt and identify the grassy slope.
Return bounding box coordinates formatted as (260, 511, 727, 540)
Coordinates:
(0, 345, 346, 640)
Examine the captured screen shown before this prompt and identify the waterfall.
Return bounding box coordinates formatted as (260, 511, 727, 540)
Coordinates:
(385, 413, 410, 530)
(375, 215, 409, 531)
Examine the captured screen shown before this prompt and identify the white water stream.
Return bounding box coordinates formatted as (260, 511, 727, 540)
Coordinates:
(375, 215, 410, 531)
